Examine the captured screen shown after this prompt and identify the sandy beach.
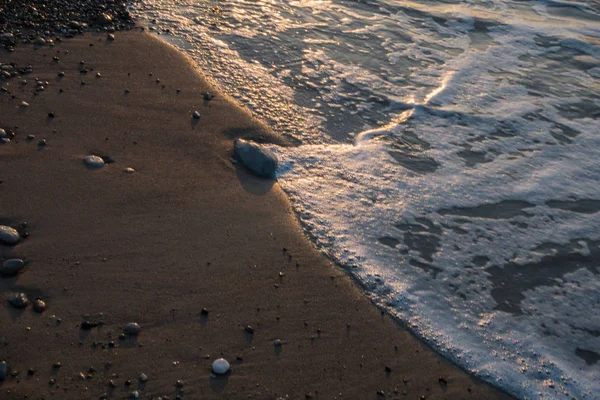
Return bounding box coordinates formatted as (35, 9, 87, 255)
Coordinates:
(0, 29, 513, 399)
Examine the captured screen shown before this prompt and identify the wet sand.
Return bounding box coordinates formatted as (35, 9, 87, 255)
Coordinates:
(0, 31, 512, 399)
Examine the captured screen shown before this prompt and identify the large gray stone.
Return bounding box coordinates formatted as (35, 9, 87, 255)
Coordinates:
(233, 139, 278, 179)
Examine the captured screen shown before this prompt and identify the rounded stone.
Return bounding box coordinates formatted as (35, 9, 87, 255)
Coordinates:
(33, 298, 46, 313)
(123, 167, 135, 174)
(124, 322, 140, 335)
(34, 37, 46, 46)
(211, 358, 230, 375)
(192, 111, 201, 119)
(83, 155, 105, 169)
(0, 259, 24, 276)
(0, 128, 7, 138)
(139, 373, 148, 382)
(0, 225, 20, 244)
(97, 14, 113, 25)
(8, 293, 28, 308)
(233, 139, 278, 179)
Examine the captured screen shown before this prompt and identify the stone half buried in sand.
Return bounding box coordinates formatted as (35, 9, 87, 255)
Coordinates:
(83, 155, 105, 169)
(211, 358, 230, 375)
(233, 139, 278, 179)
(0, 225, 20, 245)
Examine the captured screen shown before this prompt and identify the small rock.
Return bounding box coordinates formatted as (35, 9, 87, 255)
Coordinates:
(48, 112, 55, 118)
(274, 339, 282, 347)
(0, 128, 7, 138)
(176, 379, 184, 387)
(81, 320, 99, 330)
(33, 298, 46, 313)
(97, 14, 113, 25)
(34, 37, 46, 46)
(204, 92, 214, 101)
(96, 72, 101, 78)
(83, 155, 105, 169)
(20, 101, 29, 107)
(139, 373, 148, 382)
(233, 139, 278, 179)
(0, 259, 25, 276)
(124, 322, 141, 335)
(200, 308, 209, 315)
(192, 111, 200, 119)
(129, 391, 139, 399)
(8, 292, 29, 308)
(107, 34, 115, 41)
(123, 167, 135, 173)
(0, 361, 6, 381)
(38, 139, 46, 147)
(27, 134, 35, 140)
(244, 325, 254, 334)
(211, 358, 230, 375)
(58, 71, 65, 77)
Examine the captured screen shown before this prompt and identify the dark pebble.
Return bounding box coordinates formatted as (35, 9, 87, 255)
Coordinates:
(8, 292, 28, 308)
(81, 320, 99, 330)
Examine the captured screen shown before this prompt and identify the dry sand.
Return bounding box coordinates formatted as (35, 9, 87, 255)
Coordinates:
(0, 30, 512, 399)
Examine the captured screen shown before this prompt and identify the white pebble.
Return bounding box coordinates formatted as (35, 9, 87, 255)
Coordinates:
(83, 155, 105, 169)
(212, 358, 230, 375)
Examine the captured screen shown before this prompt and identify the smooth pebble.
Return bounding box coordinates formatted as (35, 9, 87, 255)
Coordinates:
(0, 259, 24, 276)
(0, 225, 20, 244)
(83, 155, 105, 169)
(212, 358, 230, 375)
(124, 322, 141, 335)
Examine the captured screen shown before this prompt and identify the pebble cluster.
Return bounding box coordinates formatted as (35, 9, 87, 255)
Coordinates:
(0, 0, 134, 50)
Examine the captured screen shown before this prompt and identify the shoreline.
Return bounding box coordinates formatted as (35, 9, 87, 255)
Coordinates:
(0, 29, 512, 399)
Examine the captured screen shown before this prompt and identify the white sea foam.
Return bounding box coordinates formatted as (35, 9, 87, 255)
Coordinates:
(131, 0, 600, 398)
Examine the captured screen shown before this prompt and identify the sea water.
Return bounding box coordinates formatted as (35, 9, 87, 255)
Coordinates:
(130, 0, 600, 398)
